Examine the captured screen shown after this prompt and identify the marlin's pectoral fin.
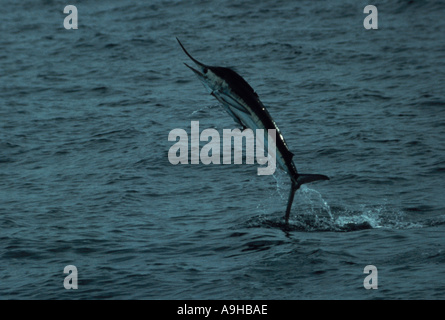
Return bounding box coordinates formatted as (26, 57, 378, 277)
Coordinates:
(224, 105, 245, 128)
(217, 92, 250, 115)
(211, 91, 248, 127)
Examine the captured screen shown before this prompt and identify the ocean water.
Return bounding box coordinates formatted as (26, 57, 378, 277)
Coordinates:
(1, 0, 445, 300)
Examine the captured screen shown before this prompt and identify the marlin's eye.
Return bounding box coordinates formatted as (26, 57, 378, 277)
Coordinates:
(203, 68, 208, 74)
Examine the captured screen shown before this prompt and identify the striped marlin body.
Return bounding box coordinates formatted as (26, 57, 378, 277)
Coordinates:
(177, 38, 329, 223)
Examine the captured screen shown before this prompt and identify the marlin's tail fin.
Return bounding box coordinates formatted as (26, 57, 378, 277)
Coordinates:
(285, 173, 329, 223)
(297, 174, 330, 186)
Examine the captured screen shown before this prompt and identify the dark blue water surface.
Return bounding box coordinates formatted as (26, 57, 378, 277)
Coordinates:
(1, 0, 445, 299)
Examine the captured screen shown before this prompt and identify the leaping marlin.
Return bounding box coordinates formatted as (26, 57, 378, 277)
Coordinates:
(177, 38, 329, 224)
